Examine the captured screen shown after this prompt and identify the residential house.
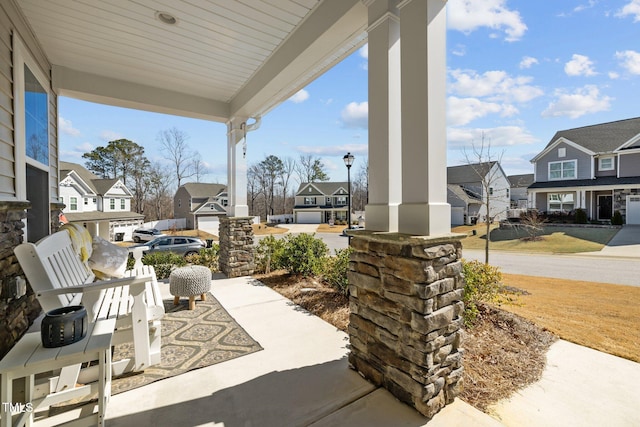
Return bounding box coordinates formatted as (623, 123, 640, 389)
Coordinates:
(508, 174, 534, 209)
(447, 162, 511, 225)
(528, 117, 640, 224)
(59, 161, 144, 241)
(174, 183, 228, 230)
(293, 182, 350, 224)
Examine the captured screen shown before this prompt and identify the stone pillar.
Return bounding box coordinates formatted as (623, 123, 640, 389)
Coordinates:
(0, 201, 42, 359)
(364, 0, 402, 232)
(348, 231, 465, 418)
(219, 217, 255, 278)
(397, 0, 450, 236)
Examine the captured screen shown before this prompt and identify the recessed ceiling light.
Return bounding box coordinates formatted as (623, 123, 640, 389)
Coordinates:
(155, 11, 177, 25)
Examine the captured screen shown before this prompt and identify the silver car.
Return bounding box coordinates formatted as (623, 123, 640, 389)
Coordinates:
(132, 228, 165, 243)
(137, 236, 206, 257)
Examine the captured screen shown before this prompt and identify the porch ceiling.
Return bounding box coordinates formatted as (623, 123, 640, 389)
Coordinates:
(14, 0, 367, 121)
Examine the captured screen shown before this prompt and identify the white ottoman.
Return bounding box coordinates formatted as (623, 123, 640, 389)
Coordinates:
(169, 265, 212, 310)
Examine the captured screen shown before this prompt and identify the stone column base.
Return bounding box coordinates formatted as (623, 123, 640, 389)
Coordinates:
(347, 230, 465, 418)
(219, 217, 255, 278)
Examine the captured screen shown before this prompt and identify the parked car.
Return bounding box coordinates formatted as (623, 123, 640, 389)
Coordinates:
(132, 236, 206, 257)
(341, 225, 364, 236)
(132, 228, 165, 243)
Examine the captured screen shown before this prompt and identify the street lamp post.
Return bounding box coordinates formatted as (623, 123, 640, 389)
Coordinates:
(343, 152, 354, 229)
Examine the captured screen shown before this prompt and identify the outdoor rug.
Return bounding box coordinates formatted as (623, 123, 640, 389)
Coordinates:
(110, 292, 263, 395)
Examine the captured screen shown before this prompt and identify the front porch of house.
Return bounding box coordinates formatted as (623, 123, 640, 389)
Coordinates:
(32, 274, 496, 427)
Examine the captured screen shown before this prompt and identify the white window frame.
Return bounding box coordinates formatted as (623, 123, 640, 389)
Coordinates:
(558, 147, 566, 158)
(69, 197, 78, 211)
(13, 34, 52, 239)
(120, 198, 126, 209)
(547, 193, 575, 212)
(548, 160, 577, 180)
(110, 198, 115, 210)
(598, 156, 614, 171)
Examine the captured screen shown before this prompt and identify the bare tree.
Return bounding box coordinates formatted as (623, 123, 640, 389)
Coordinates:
(296, 154, 329, 184)
(352, 156, 368, 212)
(247, 163, 264, 217)
(462, 135, 508, 264)
(191, 153, 210, 183)
(280, 157, 296, 214)
(146, 162, 173, 220)
(157, 127, 195, 187)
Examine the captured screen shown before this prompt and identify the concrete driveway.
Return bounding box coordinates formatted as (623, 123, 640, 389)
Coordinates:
(580, 224, 640, 258)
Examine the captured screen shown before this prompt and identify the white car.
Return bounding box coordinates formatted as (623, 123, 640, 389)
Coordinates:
(132, 228, 165, 243)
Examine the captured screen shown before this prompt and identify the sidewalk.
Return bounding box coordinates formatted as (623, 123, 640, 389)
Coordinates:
(578, 224, 640, 258)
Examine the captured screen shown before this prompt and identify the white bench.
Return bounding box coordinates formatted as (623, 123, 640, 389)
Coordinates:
(14, 230, 165, 383)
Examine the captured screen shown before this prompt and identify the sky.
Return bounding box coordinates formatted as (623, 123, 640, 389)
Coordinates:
(59, 0, 640, 186)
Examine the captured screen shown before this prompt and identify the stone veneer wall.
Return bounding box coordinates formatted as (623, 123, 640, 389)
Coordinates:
(348, 231, 465, 418)
(219, 217, 255, 278)
(0, 202, 42, 359)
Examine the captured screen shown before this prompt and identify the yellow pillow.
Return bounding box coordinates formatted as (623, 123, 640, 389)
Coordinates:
(60, 223, 93, 262)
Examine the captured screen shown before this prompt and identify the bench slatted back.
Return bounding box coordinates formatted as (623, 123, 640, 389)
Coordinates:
(14, 230, 95, 312)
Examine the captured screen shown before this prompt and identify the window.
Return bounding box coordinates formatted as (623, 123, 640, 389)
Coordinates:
(549, 160, 576, 180)
(506, 189, 510, 198)
(336, 196, 347, 206)
(110, 199, 115, 209)
(222, 199, 228, 207)
(70, 197, 78, 211)
(548, 193, 575, 212)
(120, 199, 125, 209)
(84, 198, 89, 205)
(599, 157, 614, 171)
(178, 199, 181, 208)
(489, 187, 494, 195)
(15, 35, 51, 243)
(93, 198, 97, 203)
(304, 197, 316, 205)
(558, 148, 566, 158)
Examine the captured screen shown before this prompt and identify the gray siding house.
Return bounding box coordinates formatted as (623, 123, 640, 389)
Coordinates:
(529, 117, 640, 224)
(508, 174, 534, 209)
(447, 162, 511, 225)
(174, 183, 228, 230)
(293, 182, 350, 224)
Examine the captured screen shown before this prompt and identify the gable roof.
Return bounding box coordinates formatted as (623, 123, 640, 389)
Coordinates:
(447, 162, 497, 184)
(296, 182, 349, 195)
(542, 117, 640, 154)
(180, 183, 227, 198)
(60, 161, 99, 193)
(508, 174, 534, 188)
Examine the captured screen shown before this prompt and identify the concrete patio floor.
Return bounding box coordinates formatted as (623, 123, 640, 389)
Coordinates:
(40, 275, 640, 427)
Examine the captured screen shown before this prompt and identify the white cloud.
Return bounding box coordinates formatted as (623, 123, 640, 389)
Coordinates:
(447, 97, 505, 126)
(615, 50, 640, 74)
(289, 89, 309, 103)
(564, 54, 597, 77)
(574, 1, 597, 13)
(447, 0, 528, 42)
(447, 126, 538, 149)
(296, 143, 367, 157)
(449, 69, 543, 103)
(608, 71, 620, 79)
(519, 56, 539, 69)
(616, 0, 640, 22)
(59, 117, 81, 137)
(542, 85, 612, 119)
(359, 44, 368, 60)
(341, 101, 368, 129)
(100, 130, 123, 142)
(451, 44, 467, 57)
(75, 142, 94, 152)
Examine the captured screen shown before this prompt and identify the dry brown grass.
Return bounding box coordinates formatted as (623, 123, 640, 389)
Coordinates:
(252, 223, 288, 235)
(164, 229, 218, 240)
(316, 224, 346, 233)
(501, 274, 640, 362)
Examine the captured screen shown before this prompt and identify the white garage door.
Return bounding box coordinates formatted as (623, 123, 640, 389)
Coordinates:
(198, 216, 220, 235)
(627, 196, 640, 225)
(296, 211, 321, 224)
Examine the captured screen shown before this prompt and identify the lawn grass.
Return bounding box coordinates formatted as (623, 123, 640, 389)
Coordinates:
(500, 273, 640, 363)
(453, 224, 619, 253)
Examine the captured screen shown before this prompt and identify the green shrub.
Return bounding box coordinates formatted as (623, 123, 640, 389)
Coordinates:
(322, 248, 352, 294)
(186, 244, 220, 272)
(462, 260, 504, 326)
(612, 210, 624, 225)
(142, 252, 187, 279)
(575, 208, 588, 224)
(254, 235, 286, 273)
(280, 233, 328, 276)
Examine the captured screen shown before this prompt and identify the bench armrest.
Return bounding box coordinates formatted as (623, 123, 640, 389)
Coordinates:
(35, 274, 152, 298)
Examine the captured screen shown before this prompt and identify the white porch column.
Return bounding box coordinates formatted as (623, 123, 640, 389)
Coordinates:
(226, 119, 249, 217)
(397, 0, 450, 236)
(364, 0, 402, 232)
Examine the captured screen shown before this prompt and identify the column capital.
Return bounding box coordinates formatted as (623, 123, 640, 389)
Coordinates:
(368, 11, 400, 32)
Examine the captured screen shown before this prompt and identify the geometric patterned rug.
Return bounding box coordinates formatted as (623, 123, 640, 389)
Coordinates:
(110, 292, 263, 395)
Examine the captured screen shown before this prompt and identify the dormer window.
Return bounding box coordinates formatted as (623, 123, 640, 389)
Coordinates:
(599, 157, 614, 171)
